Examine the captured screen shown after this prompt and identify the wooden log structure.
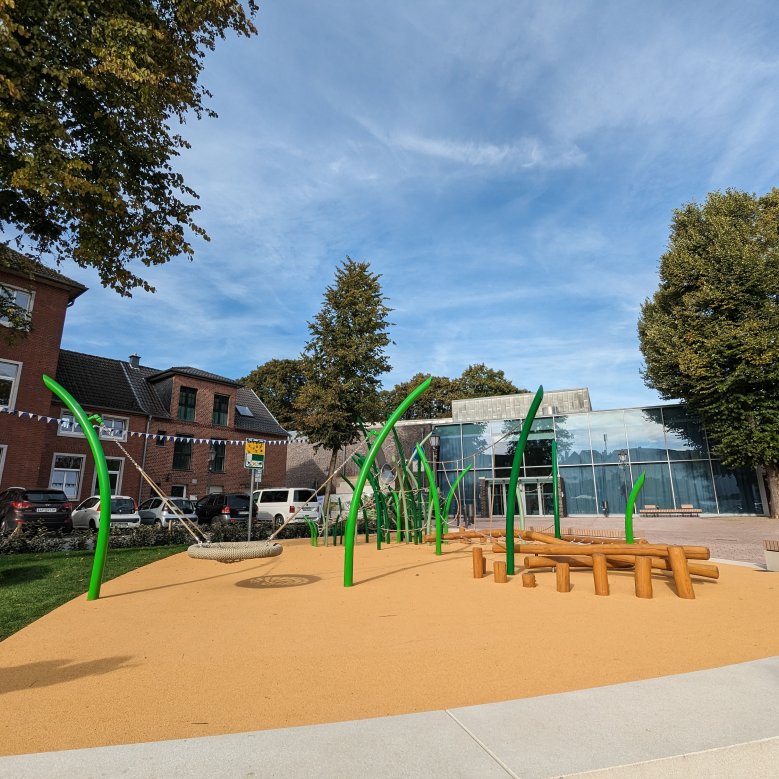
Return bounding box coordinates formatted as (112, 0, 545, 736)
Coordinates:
(424, 528, 648, 544)
(556, 563, 571, 593)
(501, 542, 710, 560)
(522, 573, 537, 588)
(668, 545, 696, 599)
(635, 556, 653, 599)
(494, 560, 508, 583)
(592, 554, 609, 596)
(472, 547, 484, 579)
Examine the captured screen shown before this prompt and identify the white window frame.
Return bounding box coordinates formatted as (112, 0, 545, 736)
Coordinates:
(0, 283, 34, 328)
(171, 484, 187, 498)
(0, 444, 6, 484)
(0, 358, 22, 411)
(91, 456, 124, 495)
(49, 452, 86, 501)
(58, 411, 129, 442)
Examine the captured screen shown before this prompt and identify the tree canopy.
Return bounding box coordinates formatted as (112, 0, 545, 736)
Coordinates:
(638, 188, 779, 516)
(240, 358, 306, 431)
(0, 0, 257, 318)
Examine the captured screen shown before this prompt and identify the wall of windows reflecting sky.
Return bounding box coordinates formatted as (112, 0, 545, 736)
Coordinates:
(433, 404, 766, 517)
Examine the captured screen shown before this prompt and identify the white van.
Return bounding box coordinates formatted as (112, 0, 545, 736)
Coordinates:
(253, 487, 320, 526)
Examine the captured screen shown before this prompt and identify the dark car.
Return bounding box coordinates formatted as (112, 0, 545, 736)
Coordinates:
(194, 493, 251, 525)
(0, 487, 74, 535)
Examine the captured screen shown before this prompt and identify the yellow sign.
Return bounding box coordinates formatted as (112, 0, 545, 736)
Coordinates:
(245, 441, 265, 456)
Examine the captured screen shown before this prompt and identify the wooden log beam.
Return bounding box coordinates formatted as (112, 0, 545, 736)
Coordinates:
(502, 542, 710, 560)
(668, 545, 696, 599)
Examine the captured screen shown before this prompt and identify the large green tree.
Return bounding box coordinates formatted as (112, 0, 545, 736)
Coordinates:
(240, 358, 306, 431)
(455, 362, 521, 399)
(295, 258, 392, 510)
(0, 0, 257, 326)
(638, 188, 779, 517)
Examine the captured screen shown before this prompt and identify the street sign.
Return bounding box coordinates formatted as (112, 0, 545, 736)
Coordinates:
(244, 440, 266, 471)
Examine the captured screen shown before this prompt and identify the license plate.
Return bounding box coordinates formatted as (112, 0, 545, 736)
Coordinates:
(237, 511, 249, 516)
(37, 507, 57, 513)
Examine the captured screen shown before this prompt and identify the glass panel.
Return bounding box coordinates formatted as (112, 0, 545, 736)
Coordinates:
(624, 409, 667, 462)
(212, 394, 229, 426)
(559, 465, 597, 515)
(212, 442, 226, 472)
(461, 423, 491, 469)
(593, 463, 635, 515)
(670, 461, 716, 513)
(0, 361, 18, 407)
(172, 437, 192, 470)
(540, 482, 555, 515)
(436, 425, 462, 468)
(524, 439, 552, 470)
(712, 461, 764, 514)
(178, 387, 197, 421)
(554, 414, 593, 466)
(54, 455, 83, 470)
(628, 462, 674, 511)
(662, 406, 710, 460)
(492, 419, 519, 476)
(589, 411, 628, 463)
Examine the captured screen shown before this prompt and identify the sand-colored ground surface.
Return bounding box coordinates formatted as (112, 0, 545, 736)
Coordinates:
(1, 538, 778, 757)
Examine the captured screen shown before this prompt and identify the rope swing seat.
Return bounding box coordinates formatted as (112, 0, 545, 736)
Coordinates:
(186, 540, 282, 563)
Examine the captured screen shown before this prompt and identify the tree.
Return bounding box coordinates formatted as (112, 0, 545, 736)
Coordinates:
(638, 188, 779, 517)
(454, 363, 522, 399)
(380, 373, 455, 419)
(240, 358, 306, 431)
(0, 0, 258, 327)
(295, 258, 392, 511)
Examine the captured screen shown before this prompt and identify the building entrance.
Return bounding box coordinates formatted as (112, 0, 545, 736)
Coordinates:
(488, 478, 554, 518)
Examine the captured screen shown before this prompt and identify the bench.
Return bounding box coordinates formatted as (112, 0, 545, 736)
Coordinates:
(639, 504, 701, 517)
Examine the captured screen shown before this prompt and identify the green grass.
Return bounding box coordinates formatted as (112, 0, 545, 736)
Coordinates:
(0, 546, 186, 641)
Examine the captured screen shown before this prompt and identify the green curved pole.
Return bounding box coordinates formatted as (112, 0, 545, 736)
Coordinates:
(415, 444, 442, 555)
(391, 428, 412, 541)
(344, 376, 432, 586)
(505, 385, 544, 576)
(443, 464, 473, 524)
(43, 374, 111, 601)
(625, 471, 645, 545)
(552, 439, 561, 539)
(390, 489, 402, 543)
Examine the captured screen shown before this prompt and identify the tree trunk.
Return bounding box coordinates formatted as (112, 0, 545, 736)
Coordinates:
(322, 447, 340, 522)
(765, 463, 779, 519)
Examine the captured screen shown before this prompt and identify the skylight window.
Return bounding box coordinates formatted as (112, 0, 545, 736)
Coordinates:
(236, 405, 254, 417)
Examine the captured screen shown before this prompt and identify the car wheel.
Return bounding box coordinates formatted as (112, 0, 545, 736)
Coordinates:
(88, 519, 97, 531)
(274, 513, 284, 529)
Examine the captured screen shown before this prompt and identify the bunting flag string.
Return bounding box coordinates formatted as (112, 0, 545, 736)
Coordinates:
(0, 406, 309, 446)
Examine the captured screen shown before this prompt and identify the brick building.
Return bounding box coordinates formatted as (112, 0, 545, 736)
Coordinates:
(0, 251, 287, 501)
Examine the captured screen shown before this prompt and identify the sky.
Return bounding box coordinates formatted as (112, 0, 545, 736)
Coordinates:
(55, 0, 779, 410)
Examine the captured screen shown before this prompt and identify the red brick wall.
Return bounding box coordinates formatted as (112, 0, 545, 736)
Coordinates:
(0, 272, 72, 489)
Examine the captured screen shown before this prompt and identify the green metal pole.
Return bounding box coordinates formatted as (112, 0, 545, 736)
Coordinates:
(43, 375, 111, 601)
(344, 377, 432, 586)
(505, 386, 544, 576)
(552, 439, 561, 539)
(625, 472, 645, 545)
(416, 445, 442, 555)
(391, 428, 411, 542)
(443, 464, 473, 523)
(390, 489, 402, 542)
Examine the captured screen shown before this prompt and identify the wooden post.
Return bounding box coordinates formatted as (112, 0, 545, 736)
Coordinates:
(635, 555, 653, 599)
(555, 562, 570, 593)
(592, 553, 609, 596)
(493, 560, 508, 583)
(522, 572, 536, 588)
(668, 545, 695, 599)
(482, 556, 487, 575)
(472, 547, 484, 579)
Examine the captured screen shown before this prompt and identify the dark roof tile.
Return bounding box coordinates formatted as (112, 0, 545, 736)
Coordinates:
(235, 387, 288, 437)
(147, 366, 239, 386)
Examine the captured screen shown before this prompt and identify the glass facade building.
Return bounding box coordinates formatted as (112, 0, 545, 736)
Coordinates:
(433, 404, 766, 518)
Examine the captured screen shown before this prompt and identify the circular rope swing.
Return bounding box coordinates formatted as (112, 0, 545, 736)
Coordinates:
(187, 541, 283, 564)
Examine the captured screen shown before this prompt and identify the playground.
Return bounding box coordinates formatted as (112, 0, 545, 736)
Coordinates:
(1, 535, 777, 758)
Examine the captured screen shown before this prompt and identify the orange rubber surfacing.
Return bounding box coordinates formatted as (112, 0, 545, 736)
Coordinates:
(0, 538, 777, 757)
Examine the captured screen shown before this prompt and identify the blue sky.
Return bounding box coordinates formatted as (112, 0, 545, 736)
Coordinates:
(57, 1, 779, 410)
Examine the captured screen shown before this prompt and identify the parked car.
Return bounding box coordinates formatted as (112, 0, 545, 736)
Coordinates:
(70, 495, 141, 530)
(194, 493, 251, 525)
(138, 496, 197, 528)
(253, 487, 320, 527)
(0, 487, 74, 535)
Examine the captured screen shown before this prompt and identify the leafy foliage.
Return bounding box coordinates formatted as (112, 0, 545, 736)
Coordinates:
(638, 188, 779, 514)
(240, 358, 307, 430)
(0, 0, 257, 296)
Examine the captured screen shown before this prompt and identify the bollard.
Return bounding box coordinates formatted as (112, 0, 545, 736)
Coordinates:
(472, 547, 484, 579)
(522, 573, 537, 588)
(592, 553, 609, 596)
(635, 555, 653, 599)
(493, 560, 508, 583)
(556, 562, 571, 593)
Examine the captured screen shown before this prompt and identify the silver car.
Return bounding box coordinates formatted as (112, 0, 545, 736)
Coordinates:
(138, 496, 197, 528)
(71, 495, 141, 530)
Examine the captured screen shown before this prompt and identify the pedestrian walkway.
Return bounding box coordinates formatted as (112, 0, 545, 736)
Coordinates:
(1, 657, 776, 778)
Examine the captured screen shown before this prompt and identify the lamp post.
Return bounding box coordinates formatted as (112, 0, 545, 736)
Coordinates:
(206, 443, 215, 495)
(618, 449, 628, 512)
(429, 431, 440, 522)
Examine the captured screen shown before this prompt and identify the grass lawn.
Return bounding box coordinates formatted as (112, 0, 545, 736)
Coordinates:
(0, 546, 186, 641)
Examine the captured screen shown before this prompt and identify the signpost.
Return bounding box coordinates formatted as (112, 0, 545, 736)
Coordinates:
(245, 441, 265, 539)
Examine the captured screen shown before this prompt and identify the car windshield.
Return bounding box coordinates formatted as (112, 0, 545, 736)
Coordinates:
(24, 490, 68, 503)
(172, 499, 194, 512)
(111, 498, 135, 514)
(227, 495, 249, 509)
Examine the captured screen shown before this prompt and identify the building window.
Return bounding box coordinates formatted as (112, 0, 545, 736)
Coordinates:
(58, 411, 128, 442)
(170, 484, 186, 498)
(210, 442, 226, 473)
(156, 430, 166, 446)
(178, 386, 197, 421)
(212, 394, 229, 426)
(0, 284, 33, 328)
(92, 457, 124, 495)
(172, 435, 193, 470)
(49, 454, 86, 500)
(0, 359, 21, 410)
